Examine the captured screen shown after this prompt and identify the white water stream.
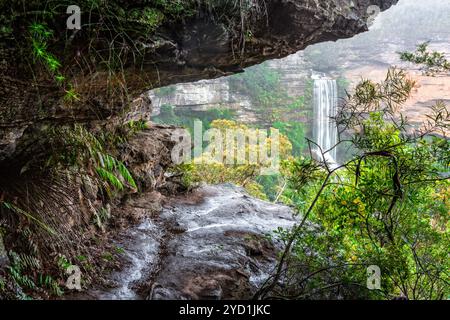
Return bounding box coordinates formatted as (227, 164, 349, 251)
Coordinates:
(313, 77, 338, 166)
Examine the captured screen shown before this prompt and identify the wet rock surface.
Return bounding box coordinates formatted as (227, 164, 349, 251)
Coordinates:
(79, 184, 296, 300)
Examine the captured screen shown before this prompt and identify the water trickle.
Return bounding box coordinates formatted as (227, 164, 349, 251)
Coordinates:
(313, 77, 338, 164)
(83, 219, 162, 300)
(74, 185, 296, 300)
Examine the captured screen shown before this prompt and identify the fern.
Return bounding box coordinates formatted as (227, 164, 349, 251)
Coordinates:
(8, 266, 36, 290)
(0, 276, 5, 291)
(103, 154, 117, 172)
(117, 161, 137, 189)
(50, 125, 138, 193)
(7, 252, 38, 290)
(57, 255, 71, 271)
(93, 206, 112, 230)
(7, 251, 63, 296)
(38, 274, 63, 296)
(97, 154, 136, 190)
(1, 202, 56, 235)
(29, 23, 65, 84)
(96, 167, 124, 191)
(127, 120, 148, 133)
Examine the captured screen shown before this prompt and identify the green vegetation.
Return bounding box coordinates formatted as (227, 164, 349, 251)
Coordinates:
(154, 103, 307, 201)
(167, 65, 448, 300)
(255, 68, 449, 300)
(229, 63, 308, 123)
(154, 63, 318, 201)
(153, 104, 236, 133)
(29, 23, 62, 78)
(1, 0, 449, 301)
(3, 250, 64, 299)
(272, 121, 306, 157)
(0, 120, 145, 298)
(399, 42, 450, 75)
(48, 125, 137, 195)
(28, 22, 81, 102)
(154, 64, 323, 201)
(157, 61, 448, 300)
(175, 120, 293, 199)
(1, 0, 264, 117)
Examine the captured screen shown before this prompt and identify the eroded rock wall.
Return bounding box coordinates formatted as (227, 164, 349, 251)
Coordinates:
(0, 0, 398, 162)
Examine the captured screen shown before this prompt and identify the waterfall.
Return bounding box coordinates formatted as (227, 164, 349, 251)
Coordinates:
(313, 78, 338, 165)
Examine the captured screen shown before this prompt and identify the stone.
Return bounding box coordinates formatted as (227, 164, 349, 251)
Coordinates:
(73, 184, 296, 300)
(118, 124, 177, 193)
(0, 0, 399, 162)
(146, 184, 297, 300)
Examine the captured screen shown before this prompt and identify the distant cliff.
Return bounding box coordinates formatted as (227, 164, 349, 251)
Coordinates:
(149, 52, 312, 123)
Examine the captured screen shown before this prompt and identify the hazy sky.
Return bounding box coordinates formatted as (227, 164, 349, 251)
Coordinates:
(371, 0, 450, 40)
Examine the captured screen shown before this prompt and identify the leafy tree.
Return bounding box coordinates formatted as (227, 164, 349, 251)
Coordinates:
(399, 42, 450, 75)
(256, 68, 449, 300)
(176, 120, 292, 199)
(272, 121, 306, 156)
(153, 104, 236, 133)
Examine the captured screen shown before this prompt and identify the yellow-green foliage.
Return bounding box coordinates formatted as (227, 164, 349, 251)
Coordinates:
(48, 125, 137, 195)
(176, 120, 292, 199)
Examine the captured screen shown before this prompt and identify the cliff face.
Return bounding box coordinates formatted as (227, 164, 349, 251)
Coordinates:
(0, 0, 398, 163)
(149, 52, 311, 124)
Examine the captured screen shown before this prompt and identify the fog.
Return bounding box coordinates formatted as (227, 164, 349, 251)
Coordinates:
(370, 0, 450, 41)
(302, 0, 450, 73)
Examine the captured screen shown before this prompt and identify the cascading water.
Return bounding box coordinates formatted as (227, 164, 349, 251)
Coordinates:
(313, 77, 338, 165)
